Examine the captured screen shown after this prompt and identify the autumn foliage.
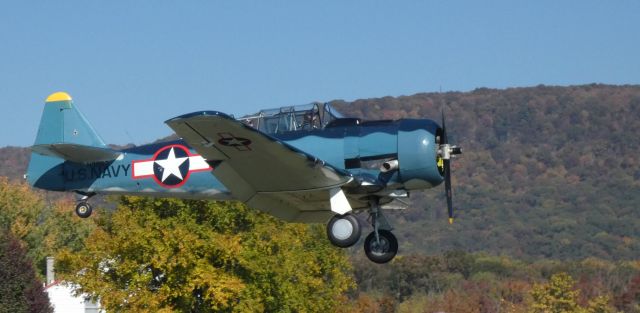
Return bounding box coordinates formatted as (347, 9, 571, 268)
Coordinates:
(55, 197, 354, 312)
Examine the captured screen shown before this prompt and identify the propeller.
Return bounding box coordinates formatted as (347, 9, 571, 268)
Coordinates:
(440, 109, 461, 224)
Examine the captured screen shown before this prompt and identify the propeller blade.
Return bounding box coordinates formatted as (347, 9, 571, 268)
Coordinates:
(441, 109, 448, 144)
(444, 158, 454, 224)
(441, 107, 454, 224)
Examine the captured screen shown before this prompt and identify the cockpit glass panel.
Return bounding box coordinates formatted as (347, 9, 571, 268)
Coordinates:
(324, 103, 344, 119)
(240, 102, 347, 134)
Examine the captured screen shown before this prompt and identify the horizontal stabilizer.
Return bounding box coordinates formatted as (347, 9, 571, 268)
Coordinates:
(31, 143, 121, 163)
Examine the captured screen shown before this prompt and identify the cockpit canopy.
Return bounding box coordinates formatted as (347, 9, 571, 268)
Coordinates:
(239, 102, 346, 134)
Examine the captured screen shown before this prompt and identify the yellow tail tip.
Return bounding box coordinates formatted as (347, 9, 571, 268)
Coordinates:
(46, 92, 72, 102)
(448, 218, 454, 224)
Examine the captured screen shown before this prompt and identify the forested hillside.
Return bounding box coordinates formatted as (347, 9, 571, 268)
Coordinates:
(2, 84, 639, 261)
(0, 146, 29, 181)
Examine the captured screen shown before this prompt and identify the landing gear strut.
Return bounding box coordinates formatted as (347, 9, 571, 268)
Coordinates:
(75, 192, 95, 218)
(364, 197, 398, 263)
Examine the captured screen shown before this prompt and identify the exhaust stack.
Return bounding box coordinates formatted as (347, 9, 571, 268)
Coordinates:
(380, 159, 399, 173)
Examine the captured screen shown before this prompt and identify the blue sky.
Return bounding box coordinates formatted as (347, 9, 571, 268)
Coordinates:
(1, 1, 639, 146)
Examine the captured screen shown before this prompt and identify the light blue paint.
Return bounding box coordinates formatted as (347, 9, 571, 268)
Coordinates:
(359, 132, 397, 158)
(284, 135, 344, 168)
(398, 125, 442, 188)
(34, 100, 107, 148)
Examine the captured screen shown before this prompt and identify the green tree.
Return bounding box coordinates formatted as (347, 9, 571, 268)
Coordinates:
(585, 296, 614, 313)
(530, 273, 581, 313)
(0, 177, 45, 241)
(57, 196, 354, 312)
(0, 230, 53, 313)
(0, 177, 94, 277)
(29, 199, 95, 274)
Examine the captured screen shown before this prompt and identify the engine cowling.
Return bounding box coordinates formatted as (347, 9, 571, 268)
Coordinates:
(396, 119, 444, 190)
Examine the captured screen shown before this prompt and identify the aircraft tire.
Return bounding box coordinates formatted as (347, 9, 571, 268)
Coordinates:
(327, 214, 361, 248)
(364, 230, 398, 264)
(75, 202, 93, 218)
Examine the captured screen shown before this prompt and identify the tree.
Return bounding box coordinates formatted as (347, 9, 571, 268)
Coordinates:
(585, 296, 614, 313)
(0, 177, 94, 278)
(614, 274, 640, 312)
(56, 196, 354, 312)
(529, 272, 615, 313)
(28, 198, 95, 276)
(530, 273, 581, 313)
(0, 230, 53, 313)
(0, 177, 45, 242)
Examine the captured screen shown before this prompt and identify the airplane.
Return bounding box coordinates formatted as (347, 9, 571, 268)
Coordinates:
(26, 91, 461, 263)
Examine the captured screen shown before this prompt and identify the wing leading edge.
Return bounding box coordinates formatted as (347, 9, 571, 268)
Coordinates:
(165, 111, 353, 222)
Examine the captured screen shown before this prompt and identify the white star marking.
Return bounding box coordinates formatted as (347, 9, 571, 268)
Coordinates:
(224, 137, 245, 146)
(154, 148, 188, 182)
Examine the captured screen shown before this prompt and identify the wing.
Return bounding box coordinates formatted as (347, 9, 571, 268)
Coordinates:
(165, 111, 353, 222)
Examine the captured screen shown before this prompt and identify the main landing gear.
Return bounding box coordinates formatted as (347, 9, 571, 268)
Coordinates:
(75, 193, 95, 218)
(326, 197, 398, 263)
(327, 214, 362, 248)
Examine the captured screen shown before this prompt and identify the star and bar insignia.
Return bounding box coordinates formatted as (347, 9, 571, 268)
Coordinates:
(217, 132, 252, 151)
(132, 144, 211, 188)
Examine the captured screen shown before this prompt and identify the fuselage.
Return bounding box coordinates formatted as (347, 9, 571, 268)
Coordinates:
(28, 118, 444, 201)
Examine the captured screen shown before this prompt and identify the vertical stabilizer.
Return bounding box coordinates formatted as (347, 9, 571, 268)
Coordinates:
(34, 92, 107, 147)
(27, 92, 110, 190)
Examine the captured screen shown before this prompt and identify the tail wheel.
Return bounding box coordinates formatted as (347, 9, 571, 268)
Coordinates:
(75, 202, 93, 218)
(364, 230, 398, 264)
(327, 214, 361, 248)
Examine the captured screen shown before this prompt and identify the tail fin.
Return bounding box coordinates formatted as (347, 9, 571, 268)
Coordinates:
(31, 92, 120, 162)
(27, 92, 119, 189)
(34, 92, 107, 148)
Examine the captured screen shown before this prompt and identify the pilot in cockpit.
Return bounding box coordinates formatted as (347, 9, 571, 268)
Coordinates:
(301, 111, 319, 130)
(242, 118, 255, 128)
